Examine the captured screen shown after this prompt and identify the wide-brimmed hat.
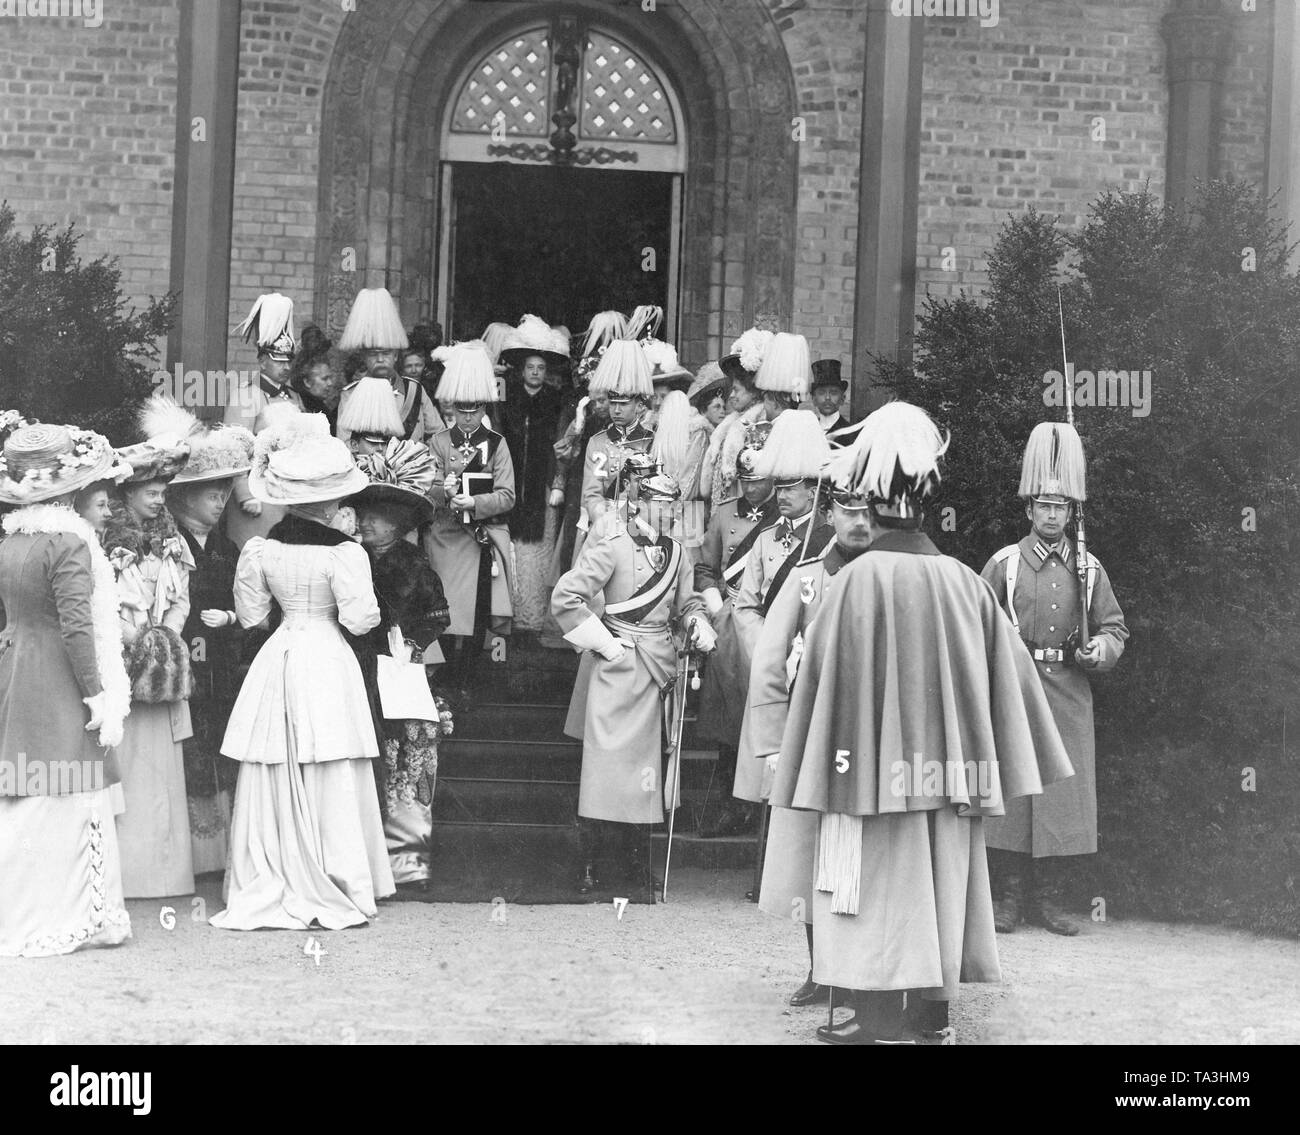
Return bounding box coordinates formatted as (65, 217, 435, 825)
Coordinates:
(347, 439, 438, 530)
(338, 287, 409, 353)
(171, 424, 255, 486)
(719, 327, 775, 384)
(114, 395, 202, 485)
(248, 412, 369, 505)
(643, 339, 693, 391)
(810, 358, 847, 392)
(689, 376, 729, 413)
(0, 422, 124, 506)
(499, 314, 571, 369)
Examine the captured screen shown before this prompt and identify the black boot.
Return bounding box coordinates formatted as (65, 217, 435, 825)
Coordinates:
(990, 849, 1025, 934)
(817, 991, 912, 1045)
(1027, 859, 1080, 936)
(576, 818, 603, 894)
(907, 995, 951, 1041)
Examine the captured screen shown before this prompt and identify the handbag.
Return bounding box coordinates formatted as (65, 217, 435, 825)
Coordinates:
(376, 625, 438, 720)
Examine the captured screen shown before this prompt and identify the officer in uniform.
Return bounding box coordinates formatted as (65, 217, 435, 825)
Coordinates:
(553, 462, 717, 897)
(981, 422, 1128, 935)
(579, 340, 655, 532)
(694, 427, 778, 837)
(225, 292, 303, 549)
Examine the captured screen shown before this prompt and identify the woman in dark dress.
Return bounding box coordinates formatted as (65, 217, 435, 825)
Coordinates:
(346, 441, 452, 889)
(166, 422, 256, 876)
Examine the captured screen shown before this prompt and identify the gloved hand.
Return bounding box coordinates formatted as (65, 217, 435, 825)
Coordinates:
(687, 615, 717, 654)
(765, 752, 780, 774)
(84, 691, 106, 734)
(598, 639, 627, 663)
(200, 609, 236, 628)
(548, 488, 565, 507)
(240, 498, 262, 517)
(702, 587, 724, 618)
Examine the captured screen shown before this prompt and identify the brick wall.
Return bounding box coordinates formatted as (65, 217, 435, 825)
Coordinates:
(0, 1, 178, 314)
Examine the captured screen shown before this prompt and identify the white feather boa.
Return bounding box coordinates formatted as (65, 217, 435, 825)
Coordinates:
(3, 504, 131, 749)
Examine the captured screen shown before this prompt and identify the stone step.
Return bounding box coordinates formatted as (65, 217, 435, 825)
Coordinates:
(433, 777, 578, 826)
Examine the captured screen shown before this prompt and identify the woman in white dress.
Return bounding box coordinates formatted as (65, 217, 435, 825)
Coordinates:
(212, 413, 394, 930)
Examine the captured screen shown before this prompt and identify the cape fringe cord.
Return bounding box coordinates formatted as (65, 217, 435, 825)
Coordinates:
(3, 505, 131, 749)
(816, 812, 863, 915)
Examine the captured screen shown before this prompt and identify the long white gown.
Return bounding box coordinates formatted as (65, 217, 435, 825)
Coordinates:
(211, 535, 395, 930)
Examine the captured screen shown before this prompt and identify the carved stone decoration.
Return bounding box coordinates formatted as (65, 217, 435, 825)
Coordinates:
(486, 142, 639, 166)
(1162, 0, 1231, 85)
(550, 15, 582, 164)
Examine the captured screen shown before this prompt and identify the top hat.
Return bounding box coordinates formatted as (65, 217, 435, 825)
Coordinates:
(810, 359, 847, 392)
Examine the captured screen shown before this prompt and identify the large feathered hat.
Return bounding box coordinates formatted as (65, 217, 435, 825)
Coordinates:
(347, 438, 437, 530)
(642, 339, 693, 391)
(1018, 421, 1086, 502)
(750, 409, 829, 485)
(481, 322, 514, 366)
(235, 293, 296, 361)
(249, 412, 369, 505)
(171, 423, 255, 485)
(338, 287, 409, 352)
(499, 314, 570, 369)
(433, 340, 501, 404)
(754, 332, 812, 399)
(588, 339, 653, 400)
(337, 375, 405, 440)
(719, 327, 775, 384)
(114, 395, 198, 485)
(829, 401, 948, 518)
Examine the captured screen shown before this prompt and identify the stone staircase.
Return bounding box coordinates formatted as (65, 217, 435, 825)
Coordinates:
(425, 634, 759, 903)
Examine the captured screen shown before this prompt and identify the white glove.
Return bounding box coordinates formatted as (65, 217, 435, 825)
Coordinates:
(687, 615, 717, 654)
(84, 691, 106, 734)
(702, 587, 724, 618)
(240, 498, 262, 517)
(765, 753, 780, 774)
(548, 488, 565, 507)
(598, 640, 628, 663)
(200, 609, 236, 628)
(442, 474, 459, 496)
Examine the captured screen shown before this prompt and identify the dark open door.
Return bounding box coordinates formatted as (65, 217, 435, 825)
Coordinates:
(446, 162, 675, 342)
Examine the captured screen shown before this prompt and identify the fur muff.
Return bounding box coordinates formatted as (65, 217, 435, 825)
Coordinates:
(127, 624, 193, 703)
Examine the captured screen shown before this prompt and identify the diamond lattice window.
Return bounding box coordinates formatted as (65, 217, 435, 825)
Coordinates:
(449, 26, 677, 145)
(451, 28, 550, 137)
(581, 32, 675, 142)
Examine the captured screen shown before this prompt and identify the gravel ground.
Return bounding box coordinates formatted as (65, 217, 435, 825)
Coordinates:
(3, 869, 1297, 1045)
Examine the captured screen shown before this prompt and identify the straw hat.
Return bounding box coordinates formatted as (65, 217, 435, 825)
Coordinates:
(0, 422, 124, 506)
(588, 339, 653, 400)
(338, 287, 409, 352)
(499, 314, 570, 369)
(337, 375, 405, 440)
(248, 413, 369, 505)
(235, 293, 296, 362)
(755, 332, 812, 399)
(347, 439, 437, 530)
(719, 327, 774, 384)
(433, 341, 500, 404)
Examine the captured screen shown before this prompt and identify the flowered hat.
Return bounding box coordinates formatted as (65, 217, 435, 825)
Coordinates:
(248, 412, 369, 505)
(0, 422, 125, 506)
(346, 439, 437, 530)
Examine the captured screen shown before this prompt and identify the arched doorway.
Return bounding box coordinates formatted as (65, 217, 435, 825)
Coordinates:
(438, 17, 688, 342)
(316, 0, 800, 366)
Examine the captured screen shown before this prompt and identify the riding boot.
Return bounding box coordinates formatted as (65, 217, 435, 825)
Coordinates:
(789, 923, 832, 1006)
(1027, 856, 1081, 936)
(989, 848, 1025, 933)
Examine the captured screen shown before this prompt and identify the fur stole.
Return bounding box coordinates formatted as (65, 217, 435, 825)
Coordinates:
(268, 513, 355, 547)
(2, 504, 131, 749)
(102, 498, 182, 563)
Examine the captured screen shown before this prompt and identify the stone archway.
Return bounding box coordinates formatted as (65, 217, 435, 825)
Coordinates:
(315, 0, 800, 366)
